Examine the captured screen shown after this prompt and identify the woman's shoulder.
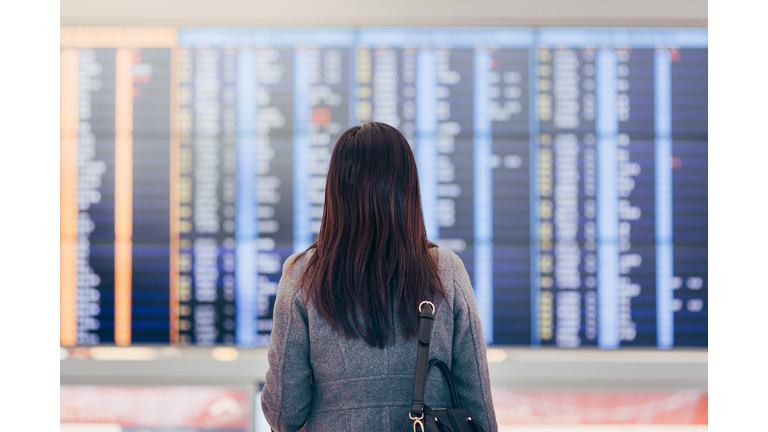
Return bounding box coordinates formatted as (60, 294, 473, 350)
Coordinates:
(431, 245, 475, 305)
(430, 244, 472, 305)
(282, 248, 317, 275)
(275, 249, 316, 302)
(430, 244, 464, 276)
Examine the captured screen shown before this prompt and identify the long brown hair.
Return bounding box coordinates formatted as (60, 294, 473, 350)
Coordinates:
(290, 122, 444, 348)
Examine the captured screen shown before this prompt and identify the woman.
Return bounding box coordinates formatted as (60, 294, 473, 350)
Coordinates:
(261, 122, 497, 432)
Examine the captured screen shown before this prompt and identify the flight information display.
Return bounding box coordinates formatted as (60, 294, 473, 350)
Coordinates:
(59, 27, 708, 348)
(60, 29, 178, 345)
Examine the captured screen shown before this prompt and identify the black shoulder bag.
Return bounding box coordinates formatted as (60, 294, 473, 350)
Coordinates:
(409, 300, 485, 432)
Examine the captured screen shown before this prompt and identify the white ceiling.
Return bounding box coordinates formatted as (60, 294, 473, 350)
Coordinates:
(61, 0, 708, 27)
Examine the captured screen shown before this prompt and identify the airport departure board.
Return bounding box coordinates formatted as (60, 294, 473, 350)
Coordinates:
(60, 27, 708, 348)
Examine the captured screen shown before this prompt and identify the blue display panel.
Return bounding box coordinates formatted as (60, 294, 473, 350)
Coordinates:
(670, 48, 708, 347)
(177, 28, 355, 345)
(533, 28, 707, 348)
(356, 28, 534, 345)
(61, 27, 707, 348)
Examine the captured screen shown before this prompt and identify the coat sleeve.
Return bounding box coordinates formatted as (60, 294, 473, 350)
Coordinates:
(261, 255, 313, 432)
(449, 253, 498, 432)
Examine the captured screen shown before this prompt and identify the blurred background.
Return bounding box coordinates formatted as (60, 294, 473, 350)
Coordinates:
(60, 0, 708, 430)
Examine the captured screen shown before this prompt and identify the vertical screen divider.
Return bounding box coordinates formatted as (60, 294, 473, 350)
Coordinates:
(60, 48, 79, 347)
(236, 49, 259, 346)
(473, 48, 493, 344)
(293, 49, 312, 253)
(350, 35, 359, 127)
(596, 49, 620, 350)
(114, 48, 134, 346)
(655, 49, 674, 350)
(416, 49, 439, 241)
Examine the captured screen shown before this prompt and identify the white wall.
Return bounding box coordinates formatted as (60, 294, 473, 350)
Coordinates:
(61, 0, 707, 27)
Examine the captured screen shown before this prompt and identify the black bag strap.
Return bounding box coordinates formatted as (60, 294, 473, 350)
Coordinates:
(410, 299, 435, 418)
(410, 244, 441, 424)
(427, 359, 460, 410)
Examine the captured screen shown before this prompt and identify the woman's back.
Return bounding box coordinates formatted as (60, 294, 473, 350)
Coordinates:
(260, 122, 497, 431)
(261, 245, 497, 431)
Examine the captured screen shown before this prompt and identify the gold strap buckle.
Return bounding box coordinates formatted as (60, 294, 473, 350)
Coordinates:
(409, 413, 425, 432)
(418, 301, 435, 314)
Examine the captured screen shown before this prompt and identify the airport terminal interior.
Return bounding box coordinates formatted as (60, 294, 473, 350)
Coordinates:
(59, 0, 708, 430)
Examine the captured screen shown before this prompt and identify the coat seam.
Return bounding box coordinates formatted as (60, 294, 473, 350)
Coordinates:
(274, 289, 298, 430)
(456, 279, 492, 429)
(275, 269, 308, 431)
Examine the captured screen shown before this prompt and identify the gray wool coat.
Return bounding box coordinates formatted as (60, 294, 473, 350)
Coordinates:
(261, 246, 498, 432)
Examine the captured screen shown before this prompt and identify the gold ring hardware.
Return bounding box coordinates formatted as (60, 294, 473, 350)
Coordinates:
(410, 413, 425, 432)
(418, 301, 435, 314)
(412, 419, 424, 432)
